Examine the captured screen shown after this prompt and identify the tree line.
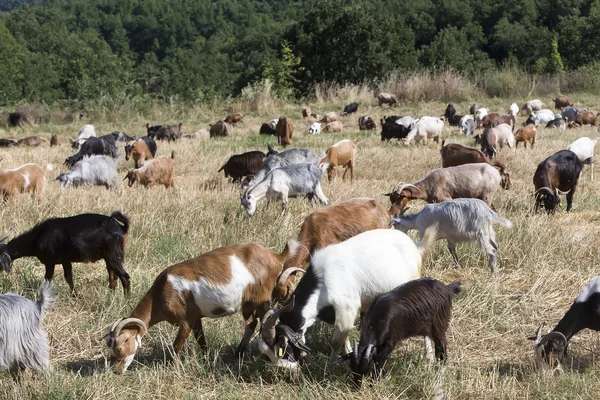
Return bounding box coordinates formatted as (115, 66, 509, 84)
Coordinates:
(0, 0, 599, 107)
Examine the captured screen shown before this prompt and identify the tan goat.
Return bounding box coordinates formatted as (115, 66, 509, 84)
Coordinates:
(319, 139, 358, 183)
(124, 152, 175, 188)
(323, 120, 343, 133)
(125, 138, 156, 168)
(514, 125, 537, 149)
(0, 163, 53, 201)
(50, 135, 62, 147)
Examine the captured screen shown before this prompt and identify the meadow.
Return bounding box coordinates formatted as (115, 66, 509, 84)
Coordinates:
(0, 92, 600, 399)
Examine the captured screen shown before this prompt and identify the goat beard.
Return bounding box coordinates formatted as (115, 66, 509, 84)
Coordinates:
(0, 253, 11, 273)
(277, 324, 311, 355)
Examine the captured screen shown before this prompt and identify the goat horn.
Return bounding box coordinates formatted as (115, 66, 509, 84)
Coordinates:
(0, 227, 14, 243)
(111, 317, 147, 338)
(395, 183, 419, 194)
(353, 339, 359, 357)
(556, 188, 571, 196)
(277, 267, 305, 286)
(534, 187, 554, 196)
(260, 296, 295, 344)
(540, 331, 568, 347)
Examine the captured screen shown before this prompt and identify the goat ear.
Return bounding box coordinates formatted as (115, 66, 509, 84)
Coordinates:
(382, 192, 393, 197)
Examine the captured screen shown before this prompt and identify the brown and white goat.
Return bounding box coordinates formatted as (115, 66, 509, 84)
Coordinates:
(50, 135, 61, 147)
(224, 113, 244, 124)
(124, 152, 175, 189)
(385, 163, 504, 215)
(125, 138, 156, 168)
(17, 136, 48, 147)
(0, 163, 53, 201)
(272, 198, 391, 303)
(515, 125, 537, 149)
(104, 240, 298, 373)
(319, 139, 358, 183)
(440, 141, 511, 189)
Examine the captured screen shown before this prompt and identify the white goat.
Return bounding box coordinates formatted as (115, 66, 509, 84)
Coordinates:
(391, 198, 512, 273)
(508, 103, 519, 117)
(308, 122, 321, 134)
(0, 282, 55, 375)
(494, 123, 516, 149)
(70, 124, 96, 149)
(404, 116, 444, 145)
(566, 137, 597, 180)
(56, 155, 120, 189)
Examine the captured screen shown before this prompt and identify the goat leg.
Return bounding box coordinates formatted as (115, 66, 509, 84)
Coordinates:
(447, 242, 460, 267)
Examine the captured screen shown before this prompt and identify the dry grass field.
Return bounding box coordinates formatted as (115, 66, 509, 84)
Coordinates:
(1, 94, 600, 399)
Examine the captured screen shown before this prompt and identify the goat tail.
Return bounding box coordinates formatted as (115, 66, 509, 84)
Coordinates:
(37, 281, 56, 313)
(171, 151, 175, 159)
(45, 163, 54, 172)
(416, 223, 438, 256)
(218, 163, 226, 173)
(447, 280, 462, 295)
(110, 211, 130, 234)
(582, 156, 593, 165)
(490, 211, 513, 229)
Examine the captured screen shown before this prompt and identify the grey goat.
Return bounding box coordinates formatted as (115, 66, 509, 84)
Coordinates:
(241, 163, 328, 216)
(391, 198, 512, 273)
(56, 155, 120, 189)
(0, 281, 55, 375)
(241, 147, 319, 190)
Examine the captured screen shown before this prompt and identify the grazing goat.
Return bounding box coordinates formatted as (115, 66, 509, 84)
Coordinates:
(525, 109, 555, 126)
(323, 121, 343, 133)
(320, 112, 338, 123)
(105, 240, 299, 373)
(508, 103, 519, 117)
(533, 150, 589, 213)
(546, 117, 566, 131)
(515, 125, 537, 149)
(308, 122, 321, 134)
(276, 117, 294, 147)
(440, 142, 511, 189)
(50, 135, 61, 147)
(259, 227, 438, 367)
(404, 117, 444, 145)
(242, 147, 319, 189)
(224, 113, 244, 124)
(377, 93, 398, 107)
(481, 123, 514, 157)
(443, 104, 462, 126)
(17, 136, 47, 147)
(358, 116, 377, 130)
(561, 106, 580, 122)
(341, 102, 358, 116)
(0, 282, 55, 376)
(210, 120, 231, 137)
(273, 198, 391, 303)
(570, 111, 598, 127)
(553, 96, 573, 109)
(260, 123, 276, 135)
(125, 152, 175, 189)
(124, 137, 157, 168)
(346, 278, 461, 387)
(65, 135, 118, 168)
(530, 275, 600, 370)
(566, 137, 597, 180)
(218, 149, 267, 183)
(57, 155, 120, 189)
(520, 99, 544, 116)
(460, 115, 475, 136)
(474, 108, 488, 127)
(391, 199, 512, 273)
(70, 124, 96, 149)
(0, 139, 16, 147)
(479, 112, 500, 129)
(301, 107, 311, 118)
(385, 163, 504, 215)
(0, 212, 130, 295)
(147, 123, 182, 141)
(469, 103, 480, 115)
(0, 163, 53, 201)
(241, 163, 328, 216)
(380, 119, 410, 141)
(319, 139, 358, 183)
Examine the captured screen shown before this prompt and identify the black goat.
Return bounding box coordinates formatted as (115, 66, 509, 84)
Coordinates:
(0, 212, 130, 295)
(533, 149, 590, 213)
(64, 135, 118, 168)
(530, 275, 600, 368)
(146, 123, 182, 141)
(383, 115, 403, 124)
(260, 123, 276, 135)
(110, 131, 136, 142)
(380, 119, 409, 141)
(218, 149, 268, 183)
(341, 102, 359, 116)
(443, 104, 462, 126)
(346, 278, 461, 387)
(0, 139, 16, 147)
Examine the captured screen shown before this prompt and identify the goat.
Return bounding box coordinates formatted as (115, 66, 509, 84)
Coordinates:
(147, 123, 182, 141)
(224, 113, 244, 124)
(480, 125, 498, 159)
(17, 136, 48, 147)
(530, 275, 600, 370)
(125, 152, 175, 189)
(124, 137, 157, 168)
(70, 124, 96, 149)
(479, 113, 500, 129)
(358, 116, 377, 130)
(50, 135, 61, 147)
(553, 96, 573, 109)
(301, 107, 311, 118)
(384, 163, 504, 215)
(0, 282, 55, 376)
(474, 108, 488, 127)
(0, 163, 53, 201)
(276, 117, 294, 147)
(377, 93, 398, 107)
(260, 123, 277, 135)
(570, 111, 598, 127)
(380, 118, 410, 141)
(481, 123, 514, 157)
(346, 278, 461, 387)
(460, 115, 475, 136)
(533, 150, 590, 213)
(341, 102, 358, 116)
(525, 109, 555, 126)
(520, 99, 544, 116)
(56, 155, 120, 189)
(273, 198, 391, 303)
(320, 112, 338, 124)
(218, 149, 267, 183)
(469, 103, 480, 115)
(242, 147, 319, 189)
(566, 137, 597, 180)
(210, 120, 231, 137)
(443, 104, 462, 126)
(319, 139, 358, 183)
(241, 163, 328, 216)
(515, 125, 537, 149)
(65, 135, 118, 168)
(404, 117, 444, 145)
(0, 212, 130, 295)
(391, 199, 512, 273)
(323, 121, 343, 133)
(508, 103, 519, 117)
(561, 106, 580, 122)
(308, 122, 321, 134)
(440, 141, 511, 189)
(104, 240, 299, 373)
(258, 227, 438, 367)
(0, 139, 16, 147)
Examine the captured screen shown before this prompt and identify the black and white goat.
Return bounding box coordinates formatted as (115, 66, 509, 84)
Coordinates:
(346, 278, 461, 387)
(0, 212, 130, 295)
(530, 275, 600, 370)
(64, 135, 118, 168)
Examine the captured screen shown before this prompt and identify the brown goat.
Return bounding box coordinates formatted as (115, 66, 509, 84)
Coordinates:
(50, 135, 62, 147)
(224, 113, 244, 124)
(320, 112, 339, 123)
(479, 113, 501, 128)
(322, 120, 343, 133)
(377, 93, 398, 107)
(125, 152, 175, 189)
(301, 107, 311, 118)
(319, 139, 358, 183)
(272, 198, 391, 303)
(440, 141, 511, 189)
(125, 138, 155, 168)
(514, 125, 537, 149)
(17, 136, 48, 147)
(570, 111, 598, 127)
(209, 121, 231, 138)
(104, 240, 298, 373)
(0, 163, 52, 201)
(553, 96, 573, 109)
(276, 117, 294, 147)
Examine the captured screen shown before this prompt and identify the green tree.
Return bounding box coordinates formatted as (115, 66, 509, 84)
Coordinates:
(0, 21, 27, 105)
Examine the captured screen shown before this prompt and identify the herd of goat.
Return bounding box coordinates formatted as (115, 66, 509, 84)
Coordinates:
(1, 94, 600, 391)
